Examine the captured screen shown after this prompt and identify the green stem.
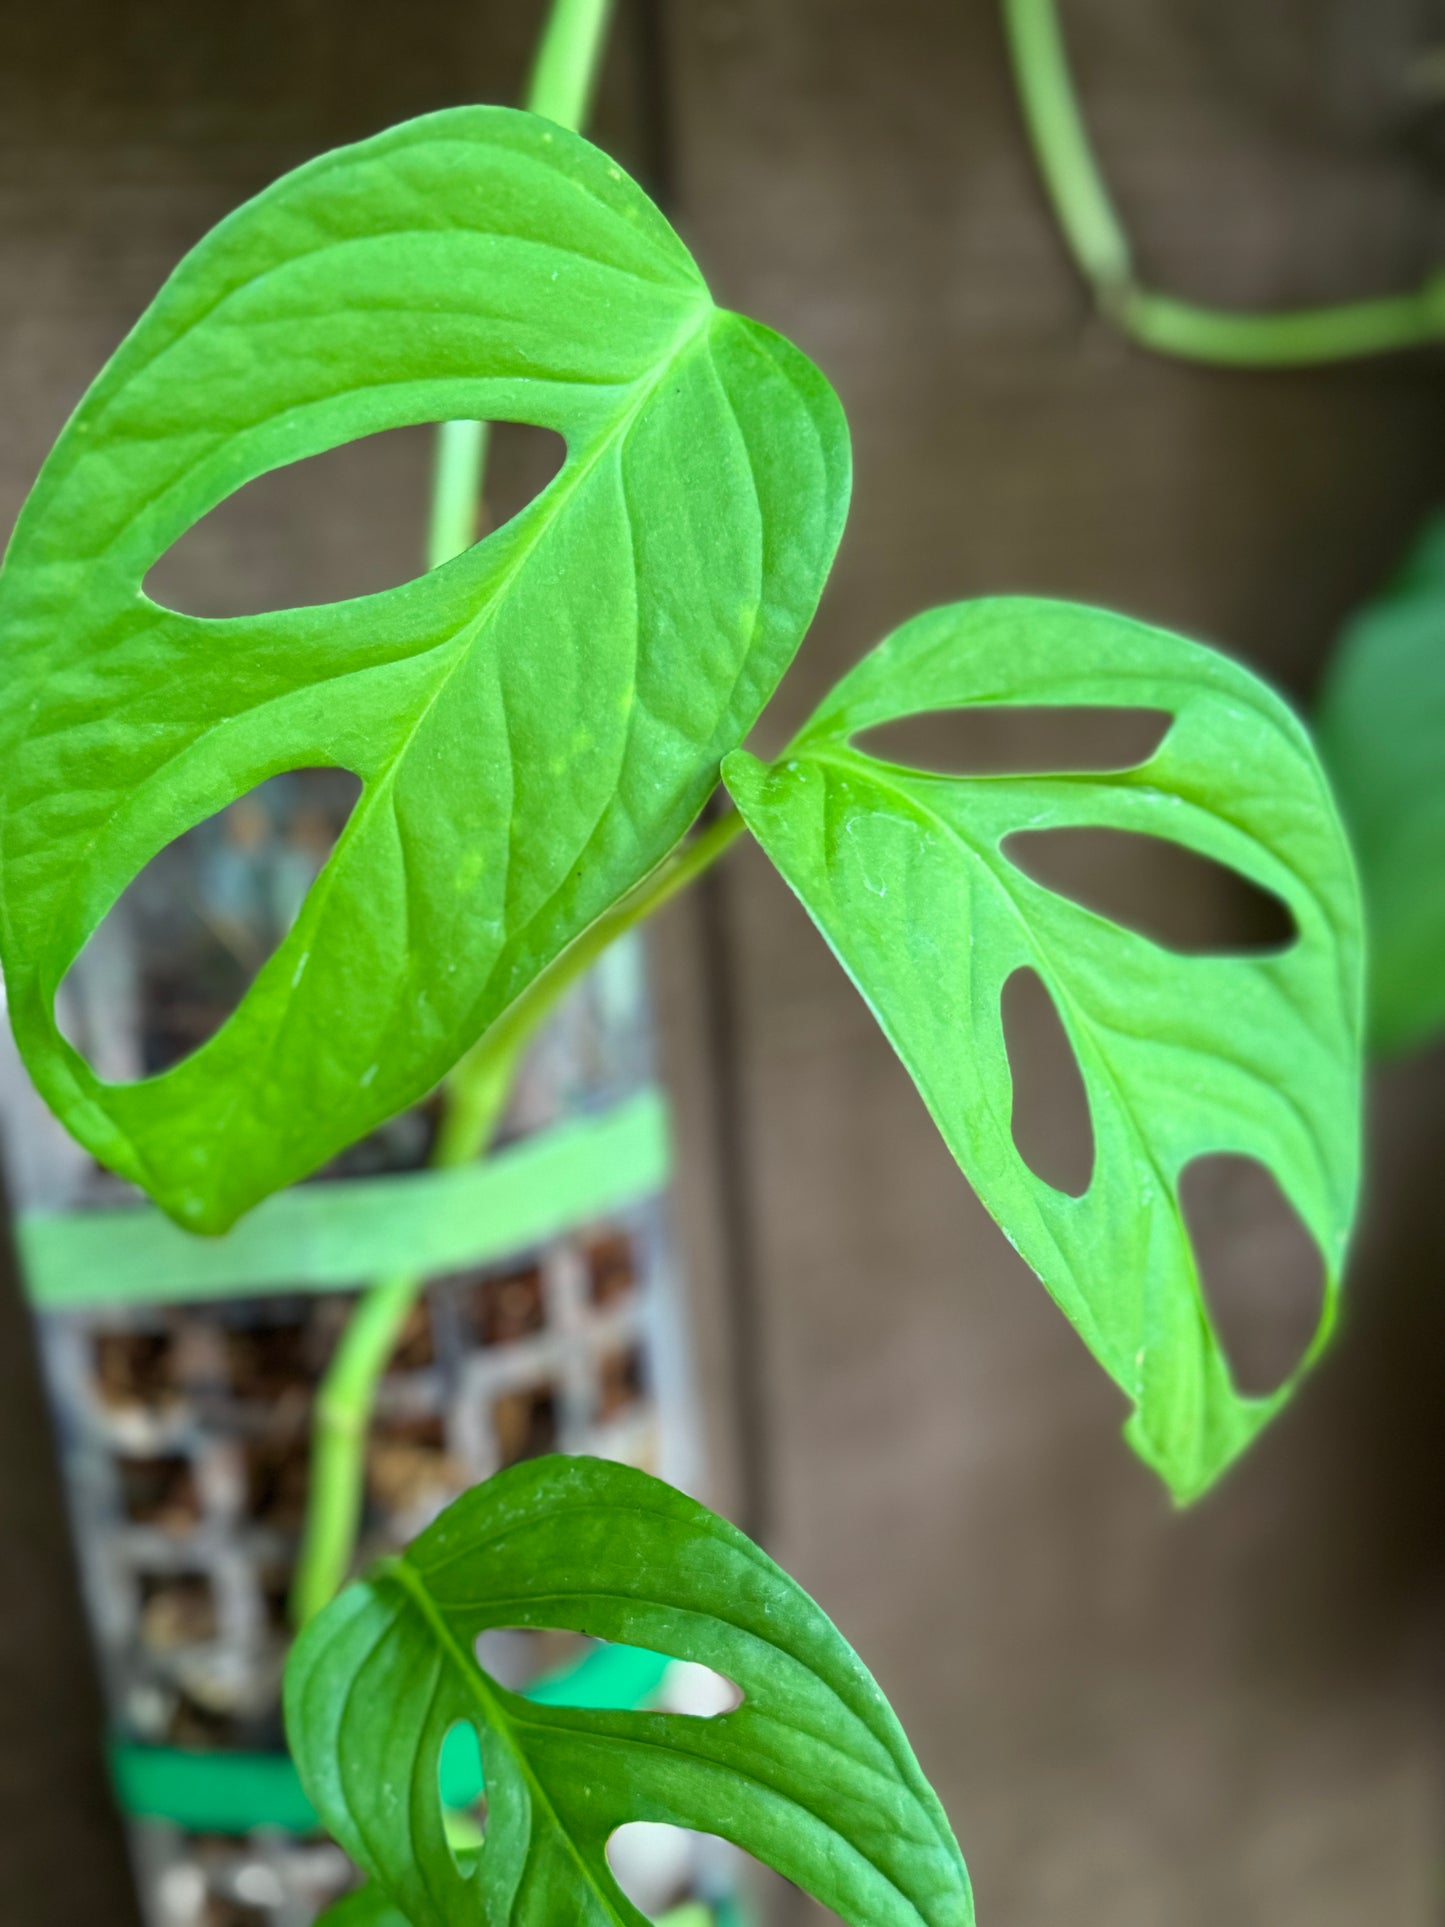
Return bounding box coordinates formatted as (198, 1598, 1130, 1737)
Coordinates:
(477, 806, 746, 1075)
(526, 0, 616, 127)
(1000, 0, 1132, 298)
(426, 421, 492, 574)
(288, 1040, 520, 1629)
(291, 1287, 430, 1629)
(293, 0, 620, 1629)
(1126, 282, 1445, 367)
(424, 0, 616, 572)
(290, 805, 742, 1626)
(1001, 0, 1445, 366)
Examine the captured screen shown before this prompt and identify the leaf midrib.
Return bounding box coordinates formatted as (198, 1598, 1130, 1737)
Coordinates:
(802, 745, 1153, 1115)
(821, 738, 1339, 1431)
(382, 1557, 957, 1927)
(502, 1703, 952, 1927)
(799, 742, 1193, 1386)
(379, 1554, 639, 1927)
(113, 300, 715, 1192)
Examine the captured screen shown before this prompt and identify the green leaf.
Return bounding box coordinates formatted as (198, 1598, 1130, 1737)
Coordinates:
(1316, 511, 1445, 1056)
(317, 1884, 721, 1927)
(0, 107, 848, 1231)
(317, 1888, 409, 1927)
(285, 1455, 973, 1927)
(724, 597, 1363, 1500)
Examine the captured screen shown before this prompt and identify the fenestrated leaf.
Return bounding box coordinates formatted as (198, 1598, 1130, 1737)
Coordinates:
(0, 106, 848, 1231)
(1316, 511, 1445, 1056)
(317, 1883, 722, 1926)
(317, 1888, 408, 1927)
(286, 1455, 973, 1927)
(724, 598, 1363, 1501)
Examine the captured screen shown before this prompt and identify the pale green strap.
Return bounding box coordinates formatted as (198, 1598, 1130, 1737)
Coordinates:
(21, 1088, 668, 1309)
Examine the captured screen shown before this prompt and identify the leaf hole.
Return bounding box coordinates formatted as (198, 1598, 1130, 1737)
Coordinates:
(1181, 1155, 1324, 1397)
(855, 705, 1170, 777)
(475, 1628, 740, 1718)
(1003, 827, 1297, 954)
(607, 1824, 748, 1921)
(1002, 967, 1094, 1197)
(652, 1658, 744, 1718)
(143, 420, 566, 616)
(474, 1625, 588, 1691)
(58, 766, 361, 1080)
(437, 1719, 487, 1870)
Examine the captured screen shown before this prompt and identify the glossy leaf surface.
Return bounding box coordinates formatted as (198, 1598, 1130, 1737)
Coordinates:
(287, 1456, 972, 1927)
(725, 598, 1363, 1499)
(316, 1882, 720, 1927)
(0, 107, 847, 1229)
(1317, 511, 1445, 1056)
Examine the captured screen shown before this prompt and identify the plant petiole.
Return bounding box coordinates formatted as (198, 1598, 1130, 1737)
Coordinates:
(1002, 0, 1445, 366)
(289, 800, 744, 1625)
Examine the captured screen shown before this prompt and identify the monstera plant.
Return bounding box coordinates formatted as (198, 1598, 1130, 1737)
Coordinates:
(0, 24, 1363, 1927)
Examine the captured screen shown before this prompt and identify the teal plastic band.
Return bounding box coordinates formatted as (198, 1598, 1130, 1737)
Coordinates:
(521, 1639, 672, 1712)
(110, 1745, 320, 1836)
(21, 1088, 670, 1310)
(111, 1641, 674, 1833)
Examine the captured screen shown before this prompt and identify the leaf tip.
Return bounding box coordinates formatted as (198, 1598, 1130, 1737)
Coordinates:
(720, 746, 766, 797)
